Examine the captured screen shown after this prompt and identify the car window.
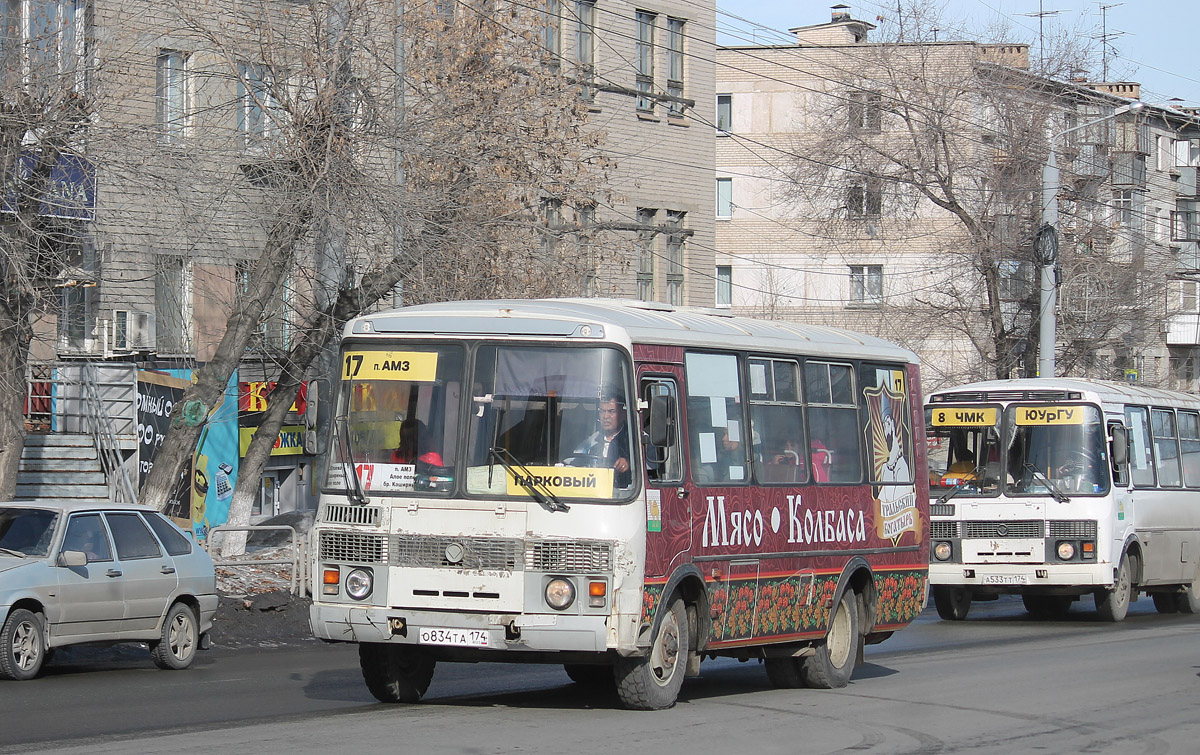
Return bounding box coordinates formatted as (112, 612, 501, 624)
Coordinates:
(105, 513, 163, 560)
(0, 508, 59, 557)
(62, 514, 114, 563)
(143, 512, 193, 556)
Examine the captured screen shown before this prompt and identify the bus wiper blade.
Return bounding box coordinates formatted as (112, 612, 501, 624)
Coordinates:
(336, 414, 368, 505)
(936, 464, 983, 504)
(488, 447, 569, 513)
(1025, 463, 1069, 503)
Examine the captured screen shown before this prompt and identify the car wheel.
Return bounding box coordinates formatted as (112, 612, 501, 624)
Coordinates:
(1, 609, 47, 681)
(151, 603, 199, 670)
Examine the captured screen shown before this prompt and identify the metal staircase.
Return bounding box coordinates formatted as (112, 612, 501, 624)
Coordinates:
(16, 434, 112, 500)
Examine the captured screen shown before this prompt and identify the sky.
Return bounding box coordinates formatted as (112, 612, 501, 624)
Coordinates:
(716, 1, 1200, 107)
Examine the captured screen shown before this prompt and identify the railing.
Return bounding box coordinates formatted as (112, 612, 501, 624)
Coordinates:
(205, 525, 307, 597)
(81, 363, 138, 503)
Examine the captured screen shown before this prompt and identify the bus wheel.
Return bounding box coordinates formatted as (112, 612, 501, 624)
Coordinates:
(764, 657, 805, 688)
(801, 591, 859, 689)
(1152, 593, 1179, 614)
(932, 586, 972, 621)
(359, 643, 435, 703)
(1094, 556, 1133, 622)
(615, 596, 688, 710)
(1022, 594, 1072, 619)
(1175, 578, 1200, 614)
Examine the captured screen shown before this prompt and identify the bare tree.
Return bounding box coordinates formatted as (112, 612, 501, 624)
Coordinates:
(0, 5, 94, 498)
(134, 0, 612, 533)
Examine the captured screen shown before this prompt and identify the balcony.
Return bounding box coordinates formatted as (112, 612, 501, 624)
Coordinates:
(1167, 314, 1200, 346)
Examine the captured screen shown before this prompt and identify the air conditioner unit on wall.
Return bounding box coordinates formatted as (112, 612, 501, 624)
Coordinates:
(111, 310, 156, 351)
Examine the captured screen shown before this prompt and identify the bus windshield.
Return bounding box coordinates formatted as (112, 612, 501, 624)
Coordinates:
(925, 404, 1003, 497)
(465, 344, 635, 502)
(326, 343, 465, 496)
(1004, 404, 1109, 496)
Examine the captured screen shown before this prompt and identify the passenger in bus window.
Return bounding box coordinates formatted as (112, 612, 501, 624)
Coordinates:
(570, 393, 631, 487)
(391, 417, 444, 466)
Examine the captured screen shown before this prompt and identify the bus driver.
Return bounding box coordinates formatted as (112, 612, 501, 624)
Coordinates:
(571, 393, 632, 487)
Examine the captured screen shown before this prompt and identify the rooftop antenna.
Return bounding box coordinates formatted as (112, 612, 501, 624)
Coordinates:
(1097, 3, 1125, 82)
(1021, 1, 1061, 74)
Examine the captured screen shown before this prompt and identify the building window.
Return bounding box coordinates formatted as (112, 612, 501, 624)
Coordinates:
(575, 0, 595, 100)
(541, 0, 561, 65)
(716, 94, 731, 133)
(3, 0, 87, 92)
(665, 17, 684, 117)
(156, 50, 188, 144)
(849, 91, 882, 132)
(665, 210, 685, 305)
(155, 255, 192, 354)
(716, 265, 732, 307)
(541, 198, 563, 256)
(998, 260, 1032, 300)
(1174, 209, 1200, 242)
(577, 204, 596, 295)
(237, 62, 281, 151)
(847, 178, 882, 219)
(849, 265, 883, 305)
(635, 10, 656, 112)
(637, 207, 657, 301)
(716, 177, 732, 218)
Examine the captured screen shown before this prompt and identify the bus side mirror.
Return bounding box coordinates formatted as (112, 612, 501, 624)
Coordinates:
(1110, 426, 1128, 466)
(304, 379, 327, 456)
(648, 394, 676, 447)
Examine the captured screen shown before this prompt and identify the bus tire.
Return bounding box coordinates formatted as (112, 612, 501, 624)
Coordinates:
(764, 657, 805, 688)
(932, 586, 971, 621)
(564, 663, 615, 688)
(359, 643, 435, 703)
(1094, 556, 1133, 622)
(1152, 593, 1179, 614)
(801, 591, 859, 689)
(615, 596, 688, 710)
(1175, 578, 1200, 614)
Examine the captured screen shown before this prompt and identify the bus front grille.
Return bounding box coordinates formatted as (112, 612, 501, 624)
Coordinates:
(391, 535, 523, 571)
(320, 531, 387, 563)
(963, 520, 1043, 539)
(930, 521, 959, 539)
(1048, 520, 1098, 538)
(323, 504, 382, 527)
(525, 539, 613, 573)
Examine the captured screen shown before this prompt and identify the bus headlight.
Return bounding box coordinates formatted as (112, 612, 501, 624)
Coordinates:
(345, 568, 374, 600)
(933, 541, 953, 561)
(545, 578, 575, 610)
(1056, 542, 1076, 560)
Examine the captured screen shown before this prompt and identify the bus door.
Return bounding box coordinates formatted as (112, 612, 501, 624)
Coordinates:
(711, 559, 760, 643)
(640, 371, 690, 579)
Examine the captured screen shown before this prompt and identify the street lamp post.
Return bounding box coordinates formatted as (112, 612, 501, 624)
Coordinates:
(1039, 100, 1143, 378)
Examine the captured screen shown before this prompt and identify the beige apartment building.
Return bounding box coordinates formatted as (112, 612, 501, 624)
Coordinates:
(715, 7, 1200, 392)
(15, 0, 716, 515)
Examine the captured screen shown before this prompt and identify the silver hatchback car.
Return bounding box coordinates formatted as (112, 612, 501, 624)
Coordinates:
(0, 500, 218, 680)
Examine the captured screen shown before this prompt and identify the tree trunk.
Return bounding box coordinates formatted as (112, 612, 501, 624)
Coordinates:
(0, 310, 30, 500)
(141, 206, 312, 511)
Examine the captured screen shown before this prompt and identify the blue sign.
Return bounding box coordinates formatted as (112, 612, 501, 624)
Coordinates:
(3, 151, 96, 221)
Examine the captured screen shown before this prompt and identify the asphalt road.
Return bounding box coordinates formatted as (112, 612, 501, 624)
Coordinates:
(4, 595, 1199, 754)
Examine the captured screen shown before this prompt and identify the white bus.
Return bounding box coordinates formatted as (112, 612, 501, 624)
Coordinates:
(925, 377, 1200, 621)
(309, 299, 929, 709)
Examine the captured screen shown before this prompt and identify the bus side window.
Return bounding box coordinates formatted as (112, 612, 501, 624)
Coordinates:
(1124, 407, 1156, 488)
(804, 361, 862, 483)
(1178, 410, 1200, 488)
(641, 378, 682, 484)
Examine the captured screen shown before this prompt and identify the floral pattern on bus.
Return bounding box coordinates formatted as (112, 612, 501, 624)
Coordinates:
(874, 570, 926, 626)
(641, 583, 664, 622)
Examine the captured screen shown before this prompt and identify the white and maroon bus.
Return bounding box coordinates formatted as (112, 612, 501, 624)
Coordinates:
(309, 299, 929, 709)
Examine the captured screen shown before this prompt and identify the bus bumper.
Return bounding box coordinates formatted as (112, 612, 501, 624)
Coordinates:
(928, 561, 1114, 590)
(310, 603, 611, 653)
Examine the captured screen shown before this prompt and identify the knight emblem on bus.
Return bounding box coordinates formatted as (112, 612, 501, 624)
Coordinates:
(864, 374, 919, 544)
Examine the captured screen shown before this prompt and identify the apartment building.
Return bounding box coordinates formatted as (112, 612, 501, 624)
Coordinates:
(714, 7, 1200, 392)
(13, 0, 715, 518)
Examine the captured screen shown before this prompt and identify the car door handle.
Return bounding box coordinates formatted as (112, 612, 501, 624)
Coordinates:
(160, 566, 176, 574)
(106, 569, 123, 578)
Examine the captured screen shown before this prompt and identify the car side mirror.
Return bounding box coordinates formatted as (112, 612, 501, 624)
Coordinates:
(648, 394, 676, 447)
(1109, 425, 1129, 467)
(57, 550, 87, 568)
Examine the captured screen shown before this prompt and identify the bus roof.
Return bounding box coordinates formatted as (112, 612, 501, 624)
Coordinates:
(347, 298, 919, 363)
(928, 377, 1200, 409)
